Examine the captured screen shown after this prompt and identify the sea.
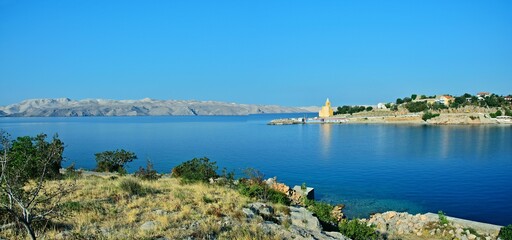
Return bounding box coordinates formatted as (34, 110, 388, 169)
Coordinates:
(1, 113, 511, 226)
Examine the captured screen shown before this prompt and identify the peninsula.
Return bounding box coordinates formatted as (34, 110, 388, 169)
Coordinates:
(270, 93, 512, 125)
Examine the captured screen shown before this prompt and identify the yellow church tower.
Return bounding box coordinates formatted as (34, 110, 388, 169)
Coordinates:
(319, 98, 334, 118)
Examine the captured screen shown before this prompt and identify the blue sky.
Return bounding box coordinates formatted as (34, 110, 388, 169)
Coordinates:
(1, 0, 511, 106)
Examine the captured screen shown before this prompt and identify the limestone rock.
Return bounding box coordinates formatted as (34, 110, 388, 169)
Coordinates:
(248, 202, 274, 218)
(140, 221, 157, 231)
(289, 206, 322, 232)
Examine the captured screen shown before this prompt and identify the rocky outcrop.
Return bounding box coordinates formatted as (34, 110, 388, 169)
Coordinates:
(365, 211, 500, 240)
(0, 98, 312, 117)
(264, 177, 315, 205)
(242, 202, 350, 240)
(427, 113, 497, 125)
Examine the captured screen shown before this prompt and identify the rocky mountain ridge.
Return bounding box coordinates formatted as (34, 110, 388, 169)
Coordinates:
(0, 98, 311, 117)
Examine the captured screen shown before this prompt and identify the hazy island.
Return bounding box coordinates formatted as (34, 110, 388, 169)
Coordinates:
(270, 92, 512, 125)
(0, 98, 311, 117)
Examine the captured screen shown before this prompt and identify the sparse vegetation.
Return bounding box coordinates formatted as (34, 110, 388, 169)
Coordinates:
(119, 178, 146, 196)
(135, 160, 160, 181)
(438, 211, 449, 225)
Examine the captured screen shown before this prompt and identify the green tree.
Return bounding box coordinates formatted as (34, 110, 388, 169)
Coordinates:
(1, 131, 73, 240)
(404, 101, 428, 112)
(454, 96, 466, 105)
(430, 102, 448, 110)
(420, 95, 427, 99)
(7, 133, 64, 182)
(422, 111, 440, 121)
(485, 95, 500, 107)
(505, 109, 512, 117)
(95, 149, 137, 173)
(365, 106, 373, 111)
(403, 97, 412, 103)
(335, 106, 350, 115)
(396, 98, 404, 105)
(411, 94, 417, 100)
(171, 157, 218, 183)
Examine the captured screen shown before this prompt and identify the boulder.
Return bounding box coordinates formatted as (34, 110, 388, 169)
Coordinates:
(248, 202, 274, 218)
(289, 206, 322, 232)
(140, 221, 157, 231)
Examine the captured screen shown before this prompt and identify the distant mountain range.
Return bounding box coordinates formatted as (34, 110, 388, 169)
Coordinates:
(0, 98, 313, 117)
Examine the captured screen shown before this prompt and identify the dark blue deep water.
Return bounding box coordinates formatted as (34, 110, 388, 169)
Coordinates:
(1, 114, 511, 225)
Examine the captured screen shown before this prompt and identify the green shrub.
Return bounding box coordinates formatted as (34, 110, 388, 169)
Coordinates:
(302, 199, 337, 230)
(238, 182, 290, 205)
(95, 149, 137, 173)
(499, 224, 512, 240)
(438, 211, 449, 225)
(119, 178, 145, 196)
(6, 133, 64, 182)
(135, 160, 160, 181)
(422, 111, 440, 121)
(63, 163, 82, 179)
(339, 219, 378, 240)
(60, 201, 83, 212)
(171, 157, 218, 183)
(405, 101, 428, 112)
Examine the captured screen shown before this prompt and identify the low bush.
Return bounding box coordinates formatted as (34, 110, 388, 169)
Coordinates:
(63, 163, 82, 179)
(238, 182, 290, 205)
(119, 178, 145, 196)
(438, 211, 449, 225)
(171, 157, 218, 183)
(499, 224, 512, 240)
(338, 219, 378, 240)
(303, 199, 337, 230)
(135, 160, 160, 181)
(422, 111, 440, 121)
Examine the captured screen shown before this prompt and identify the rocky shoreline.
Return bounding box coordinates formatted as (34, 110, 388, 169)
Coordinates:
(261, 177, 504, 240)
(366, 211, 501, 240)
(269, 112, 510, 125)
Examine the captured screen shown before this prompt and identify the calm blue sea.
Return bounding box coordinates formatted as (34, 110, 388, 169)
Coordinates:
(1, 114, 511, 225)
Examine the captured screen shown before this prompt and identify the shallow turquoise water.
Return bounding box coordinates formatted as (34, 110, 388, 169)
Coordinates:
(1, 114, 511, 225)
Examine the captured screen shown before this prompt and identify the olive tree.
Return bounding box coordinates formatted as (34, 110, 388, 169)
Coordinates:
(95, 149, 137, 173)
(0, 131, 74, 240)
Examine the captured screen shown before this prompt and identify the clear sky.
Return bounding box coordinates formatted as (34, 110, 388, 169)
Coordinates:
(1, 0, 511, 107)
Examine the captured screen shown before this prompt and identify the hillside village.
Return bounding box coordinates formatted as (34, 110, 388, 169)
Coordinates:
(270, 92, 512, 125)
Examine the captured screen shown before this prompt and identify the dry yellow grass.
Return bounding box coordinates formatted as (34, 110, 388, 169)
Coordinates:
(1, 175, 285, 240)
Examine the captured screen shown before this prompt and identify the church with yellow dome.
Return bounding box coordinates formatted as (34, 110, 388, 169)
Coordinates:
(319, 98, 334, 118)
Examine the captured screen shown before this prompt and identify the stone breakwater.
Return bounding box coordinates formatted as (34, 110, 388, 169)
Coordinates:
(365, 211, 501, 240)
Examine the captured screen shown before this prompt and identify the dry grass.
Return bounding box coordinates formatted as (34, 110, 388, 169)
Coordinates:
(1, 175, 285, 240)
